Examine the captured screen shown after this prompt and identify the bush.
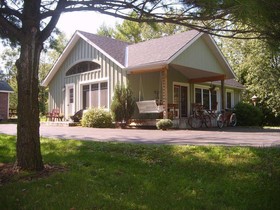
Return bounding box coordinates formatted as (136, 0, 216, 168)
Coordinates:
(234, 102, 263, 126)
(156, 119, 173, 130)
(81, 108, 113, 128)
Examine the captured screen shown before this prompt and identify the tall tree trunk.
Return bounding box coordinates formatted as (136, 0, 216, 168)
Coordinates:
(15, 31, 44, 171)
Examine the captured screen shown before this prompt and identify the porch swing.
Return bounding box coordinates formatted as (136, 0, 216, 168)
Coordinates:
(136, 74, 164, 114)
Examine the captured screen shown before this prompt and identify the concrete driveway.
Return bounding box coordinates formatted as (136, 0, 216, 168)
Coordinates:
(0, 124, 279, 147)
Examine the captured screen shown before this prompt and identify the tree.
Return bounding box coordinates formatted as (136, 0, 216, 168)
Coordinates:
(98, 18, 188, 43)
(180, 0, 280, 49)
(1, 0, 279, 171)
(111, 85, 135, 125)
(220, 36, 280, 123)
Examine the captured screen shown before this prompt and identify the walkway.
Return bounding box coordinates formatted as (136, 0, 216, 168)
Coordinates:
(0, 124, 279, 147)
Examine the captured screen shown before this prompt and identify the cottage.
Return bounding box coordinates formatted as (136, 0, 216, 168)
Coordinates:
(42, 30, 243, 125)
(0, 81, 13, 121)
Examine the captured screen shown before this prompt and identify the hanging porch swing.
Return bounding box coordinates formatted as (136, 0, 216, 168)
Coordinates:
(136, 73, 164, 114)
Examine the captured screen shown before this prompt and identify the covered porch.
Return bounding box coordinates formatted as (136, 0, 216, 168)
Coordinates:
(127, 63, 233, 128)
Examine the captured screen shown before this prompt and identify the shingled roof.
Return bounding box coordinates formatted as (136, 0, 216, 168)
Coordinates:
(127, 30, 200, 68)
(0, 81, 13, 92)
(78, 31, 129, 66)
(43, 30, 242, 89)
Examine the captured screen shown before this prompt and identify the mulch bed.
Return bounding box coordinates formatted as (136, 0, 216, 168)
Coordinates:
(0, 163, 67, 186)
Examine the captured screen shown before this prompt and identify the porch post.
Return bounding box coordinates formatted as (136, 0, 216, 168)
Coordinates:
(161, 67, 168, 119)
(221, 79, 225, 110)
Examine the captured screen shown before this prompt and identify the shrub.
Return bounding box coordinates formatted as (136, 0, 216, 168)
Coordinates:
(111, 84, 135, 125)
(156, 119, 173, 130)
(81, 108, 113, 128)
(234, 102, 263, 126)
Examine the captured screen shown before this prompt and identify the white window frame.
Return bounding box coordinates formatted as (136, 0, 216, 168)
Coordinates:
(194, 85, 218, 110)
(79, 78, 109, 110)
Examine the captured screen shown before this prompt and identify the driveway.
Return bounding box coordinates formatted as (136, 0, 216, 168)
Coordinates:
(0, 124, 279, 147)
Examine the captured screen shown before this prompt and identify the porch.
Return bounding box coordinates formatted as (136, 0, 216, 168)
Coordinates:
(128, 64, 231, 128)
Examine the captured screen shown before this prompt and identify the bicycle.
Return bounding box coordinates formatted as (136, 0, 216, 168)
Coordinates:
(187, 104, 212, 129)
(216, 109, 237, 128)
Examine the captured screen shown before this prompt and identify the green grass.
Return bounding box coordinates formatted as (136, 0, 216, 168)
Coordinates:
(1, 134, 280, 210)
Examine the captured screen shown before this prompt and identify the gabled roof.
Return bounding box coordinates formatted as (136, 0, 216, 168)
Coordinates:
(127, 30, 201, 69)
(78, 31, 129, 66)
(0, 81, 13, 92)
(42, 30, 129, 86)
(42, 29, 236, 86)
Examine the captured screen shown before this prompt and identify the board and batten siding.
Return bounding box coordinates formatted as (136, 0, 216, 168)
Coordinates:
(48, 38, 127, 115)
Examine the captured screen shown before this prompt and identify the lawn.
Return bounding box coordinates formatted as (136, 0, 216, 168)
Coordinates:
(1, 134, 280, 210)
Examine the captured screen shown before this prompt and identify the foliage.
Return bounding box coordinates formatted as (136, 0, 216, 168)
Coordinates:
(220, 37, 280, 119)
(97, 12, 188, 43)
(181, 0, 280, 49)
(1, 0, 279, 171)
(234, 102, 263, 126)
(156, 119, 173, 130)
(110, 84, 135, 124)
(81, 108, 113, 128)
(1, 134, 280, 209)
(0, 48, 18, 109)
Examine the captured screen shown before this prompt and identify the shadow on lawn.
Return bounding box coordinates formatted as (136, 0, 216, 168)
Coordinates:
(36, 140, 280, 209)
(1, 136, 280, 209)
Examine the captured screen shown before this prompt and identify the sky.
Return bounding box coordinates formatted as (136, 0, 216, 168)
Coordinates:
(0, 12, 121, 71)
(56, 12, 121, 38)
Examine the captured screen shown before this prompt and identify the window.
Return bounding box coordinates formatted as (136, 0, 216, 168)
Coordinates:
(82, 81, 108, 109)
(100, 82, 108, 107)
(82, 85, 90, 109)
(69, 88, 74, 103)
(195, 88, 202, 104)
(195, 87, 217, 110)
(66, 61, 100, 76)
(227, 92, 232, 109)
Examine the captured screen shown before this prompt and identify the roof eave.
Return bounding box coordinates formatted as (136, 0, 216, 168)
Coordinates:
(126, 61, 168, 73)
(203, 34, 236, 80)
(0, 90, 14, 93)
(78, 32, 125, 69)
(42, 32, 81, 86)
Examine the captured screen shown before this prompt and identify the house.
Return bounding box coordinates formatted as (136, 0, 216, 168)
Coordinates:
(42, 30, 243, 125)
(0, 81, 14, 121)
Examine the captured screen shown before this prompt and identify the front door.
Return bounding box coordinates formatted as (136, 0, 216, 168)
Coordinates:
(174, 85, 188, 118)
(66, 84, 75, 119)
(180, 86, 188, 117)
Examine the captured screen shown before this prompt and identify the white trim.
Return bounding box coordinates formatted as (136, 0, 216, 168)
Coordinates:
(167, 33, 203, 64)
(79, 77, 109, 85)
(173, 82, 190, 118)
(194, 85, 218, 110)
(77, 31, 125, 69)
(42, 33, 80, 86)
(65, 59, 102, 78)
(65, 83, 75, 119)
(126, 62, 166, 72)
(0, 90, 13, 93)
(42, 31, 124, 86)
(207, 35, 236, 79)
(79, 79, 109, 111)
